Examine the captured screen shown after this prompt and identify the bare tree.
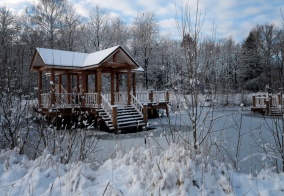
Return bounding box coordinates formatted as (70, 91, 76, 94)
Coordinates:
(131, 12, 159, 89)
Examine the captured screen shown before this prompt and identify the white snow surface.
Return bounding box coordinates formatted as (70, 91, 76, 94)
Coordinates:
(36, 46, 120, 67)
(1, 144, 284, 196)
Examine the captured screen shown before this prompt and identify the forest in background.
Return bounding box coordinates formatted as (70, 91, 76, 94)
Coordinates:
(0, 0, 284, 99)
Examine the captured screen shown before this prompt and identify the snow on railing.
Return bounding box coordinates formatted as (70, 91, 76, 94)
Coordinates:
(131, 93, 143, 115)
(101, 94, 113, 119)
(85, 93, 98, 107)
(136, 91, 149, 102)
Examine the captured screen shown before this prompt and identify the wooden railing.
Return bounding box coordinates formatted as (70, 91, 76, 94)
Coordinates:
(40, 90, 170, 110)
(114, 92, 128, 104)
(101, 94, 118, 128)
(85, 93, 98, 107)
(153, 91, 167, 102)
(101, 94, 113, 119)
(136, 91, 149, 102)
(131, 93, 147, 123)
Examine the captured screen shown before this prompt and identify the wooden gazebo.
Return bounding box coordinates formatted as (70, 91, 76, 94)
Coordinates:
(30, 46, 169, 131)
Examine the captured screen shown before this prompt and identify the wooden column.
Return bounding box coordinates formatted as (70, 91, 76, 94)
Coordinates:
(82, 72, 87, 106)
(252, 95, 256, 107)
(112, 106, 118, 128)
(149, 89, 154, 102)
(67, 73, 71, 104)
(58, 75, 62, 93)
(97, 68, 102, 105)
(38, 71, 42, 107)
(116, 73, 119, 92)
(127, 69, 131, 105)
(132, 73, 136, 96)
(86, 74, 89, 93)
(266, 99, 270, 115)
(143, 104, 148, 123)
(76, 74, 80, 93)
(111, 72, 115, 105)
(166, 90, 169, 102)
(94, 72, 98, 92)
(50, 70, 55, 106)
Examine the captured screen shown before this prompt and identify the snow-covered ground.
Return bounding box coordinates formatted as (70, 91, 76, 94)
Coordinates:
(1, 144, 284, 195)
(1, 106, 284, 195)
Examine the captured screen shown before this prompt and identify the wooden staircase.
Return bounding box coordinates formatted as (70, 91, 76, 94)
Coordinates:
(269, 105, 283, 116)
(97, 105, 146, 132)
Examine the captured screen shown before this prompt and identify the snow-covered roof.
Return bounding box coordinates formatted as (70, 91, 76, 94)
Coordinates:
(31, 46, 143, 72)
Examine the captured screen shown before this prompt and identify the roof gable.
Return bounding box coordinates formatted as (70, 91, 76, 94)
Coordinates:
(30, 46, 141, 72)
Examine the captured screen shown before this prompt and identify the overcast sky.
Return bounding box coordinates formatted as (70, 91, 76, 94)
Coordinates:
(0, 0, 283, 42)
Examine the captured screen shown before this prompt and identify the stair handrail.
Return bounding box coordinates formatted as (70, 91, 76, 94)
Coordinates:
(130, 93, 143, 115)
(101, 94, 113, 119)
(131, 93, 148, 123)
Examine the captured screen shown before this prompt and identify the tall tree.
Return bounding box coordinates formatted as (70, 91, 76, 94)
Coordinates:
(131, 12, 159, 89)
(24, 0, 68, 49)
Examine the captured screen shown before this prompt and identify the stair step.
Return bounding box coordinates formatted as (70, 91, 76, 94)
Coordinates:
(105, 117, 143, 124)
(117, 111, 139, 116)
(117, 114, 142, 119)
(118, 120, 144, 126)
(118, 123, 146, 129)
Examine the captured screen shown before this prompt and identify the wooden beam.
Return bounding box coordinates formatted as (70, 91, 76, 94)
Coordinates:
(38, 71, 42, 107)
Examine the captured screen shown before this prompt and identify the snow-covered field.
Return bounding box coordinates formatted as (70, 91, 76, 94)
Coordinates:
(1, 144, 284, 195)
(1, 105, 284, 195)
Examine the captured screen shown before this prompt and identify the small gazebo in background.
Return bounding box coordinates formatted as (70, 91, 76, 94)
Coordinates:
(30, 46, 170, 131)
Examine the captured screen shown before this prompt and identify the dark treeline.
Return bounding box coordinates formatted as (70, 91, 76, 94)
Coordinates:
(0, 0, 284, 97)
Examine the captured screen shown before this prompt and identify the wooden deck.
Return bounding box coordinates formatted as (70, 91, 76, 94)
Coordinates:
(38, 90, 170, 132)
(251, 93, 283, 116)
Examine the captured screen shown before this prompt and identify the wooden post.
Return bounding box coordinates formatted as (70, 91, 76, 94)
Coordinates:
(166, 89, 169, 102)
(111, 72, 115, 105)
(116, 73, 120, 92)
(149, 89, 154, 102)
(143, 104, 148, 123)
(252, 95, 256, 107)
(67, 73, 71, 104)
(112, 106, 118, 128)
(132, 73, 136, 96)
(165, 104, 169, 117)
(94, 72, 98, 92)
(278, 93, 281, 105)
(38, 71, 42, 107)
(97, 68, 102, 105)
(82, 72, 86, 106)
(269, 95, 272, 107)
(76, 74, 80, 93)
(266, 99, 270, 115)
(86, 74, 89, 93)
(58, 74, 62, 93)
(50, 70, 55, 107)
(127, 69, 131, 105)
